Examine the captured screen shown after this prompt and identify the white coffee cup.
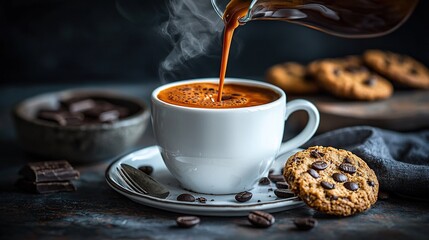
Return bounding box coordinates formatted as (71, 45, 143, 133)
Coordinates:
(151, 78, 319, 194)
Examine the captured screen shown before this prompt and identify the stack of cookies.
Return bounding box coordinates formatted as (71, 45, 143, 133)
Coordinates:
(266, 50, 429, 101)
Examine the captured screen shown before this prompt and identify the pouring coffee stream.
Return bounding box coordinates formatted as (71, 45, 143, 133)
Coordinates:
(213, 0, 419, 101)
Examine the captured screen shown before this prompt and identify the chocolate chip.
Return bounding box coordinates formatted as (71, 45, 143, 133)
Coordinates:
(176, 216, 200, 228)
(138, 165, 153, 175)
(344, 182, 359, 191)
(363, 76, 377, 86)
(311, 161, 328, 170)
(235, 191, 252, 202)
(221, 95, 232, 101)
(259, 177, 270, 185)
(275, 182, 288, 189)
(332, 173, 348, 183)
(367, 180, 375, 187)
(177, 193, 195, 202)
(331, 195, 339, 200)
(409, 68, 419, 75)
(248, 211, 275, 228)
(268, 174, 285, 183)
(345, 65, 367, 73)
(274, 189, 294, 198)
(321, 181, 335, 190)
(196, 197, 207, 203)
(343, 157, 353, 164)
(339, 163, 356, 174)
(307, 169, 320, 179)
(310, 150, 324, 158)
(293, 217, 318, 230)
(333, 68, 340, 76)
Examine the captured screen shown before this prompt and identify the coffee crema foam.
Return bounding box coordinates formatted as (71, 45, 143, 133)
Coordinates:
(158, 83, 280, 108)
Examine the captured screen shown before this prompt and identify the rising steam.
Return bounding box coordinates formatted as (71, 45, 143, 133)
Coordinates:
(159, 0, 223, 83)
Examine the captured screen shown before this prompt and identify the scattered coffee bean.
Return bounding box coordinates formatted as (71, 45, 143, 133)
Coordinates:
(269, 195, 272, 197)
(138, 165, 154, 175)
(268, 174, 285, 183)
(344, 182, 359, 191)
(367, 180, 375, 187)
(210, 199, 215, 202)
(343, 157, 353, 164)
(257, 200, 261, 203)
(307, 169, 320, 179)
(235, 191, 253, 202)
(196, 197, 207, 203)
(311, 161, 328, 170)
(177, 193, 195, 202)
(339, 163, 356, 174)
(332, 173, 348, 183)
(274, 189, 294, 198)
(378, 191, 390, 200)
(321, 181, 335, 190)
(276, 182, 288, 189)
(259, 177, 270, 185)
(248, 211, 275, 228)
(363, 76, 377, 86)
(176, 216, 200, 228)
(268, 188, 273, 192)
(310, 150, 324, 158)
(293, 217, 318, 230)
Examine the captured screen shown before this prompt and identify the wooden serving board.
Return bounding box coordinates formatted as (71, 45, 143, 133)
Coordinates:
(290, 90, 429, 132)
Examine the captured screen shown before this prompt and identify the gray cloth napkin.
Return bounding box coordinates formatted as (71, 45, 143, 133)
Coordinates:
(303, 126, 429, 199)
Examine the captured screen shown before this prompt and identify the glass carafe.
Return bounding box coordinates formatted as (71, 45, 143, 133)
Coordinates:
(211, 0, 419, 38)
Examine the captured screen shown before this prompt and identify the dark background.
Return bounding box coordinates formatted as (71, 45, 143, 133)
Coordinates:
(1, 0, 428, 86)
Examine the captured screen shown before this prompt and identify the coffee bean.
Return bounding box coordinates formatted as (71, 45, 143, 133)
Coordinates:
(177, 193, 195, 202)
(235, 191, 252, 202)
(367, 180, 375, 187)
(339, 163, 356, 174)
(332, 173, 348, 183)
(138, 165, 154, 175)
(176, 216, 200, 228)
(307, 169, 320, 179)
(343, 157, 353, 164)
(344, 182, 359, 191)
(409, 68, 419, 75)
(259, 177, 270, 185)
(268, 188, 273, 192)
(311, 161, 328, 170)
(257, 200, 261, 203)
(310, 150, 324, 158)
(268, 174, 285, 183)
(293, 217, 318, 230)
(363, 76, 377, 86)
(196, 197, 207, 203)
(275, 181, 288, 189)
(321, 181, 335, 190)
(274, 189, 294, 198)
(248, 211, 275, 228)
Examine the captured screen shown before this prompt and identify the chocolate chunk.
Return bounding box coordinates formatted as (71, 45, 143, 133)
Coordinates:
(409, 68, 419, 75)
(321, 181, 335, 190)
(363, 76, 377, 86)
(235, 191, 252, 202)
(268, 174, 285, 183)
(307, 169, 320, 179)
(339, 163, 356, 174)
(177, 193, 195, 202)
(196, 197, 207, 203)
(176, 216, 200, 228)
(344, 182, 359, 191)
(248, 211, 275, 228)
(367, 180, 375, 187)
(19, 160, 80, 182)
(37, 110, 84, 126)
(98, 110, 120, 122)
(66, 99, 96, 113)
(343, 157, 353, 164)
(274, 189, 294, 198)
(275, 181, 288, 189)
(332, 173, 348, 183)
(293, 217, 318, 230)
(311, 161, 328, 170)
(259, 177, 270, 185)
(83, 101, 129, 121)
(310, 150, 324, 158)
(138, 165, 154, 175)
(16, 178, 76, 194)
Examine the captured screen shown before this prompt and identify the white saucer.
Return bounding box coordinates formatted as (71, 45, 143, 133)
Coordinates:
(105, 145, 304, 216)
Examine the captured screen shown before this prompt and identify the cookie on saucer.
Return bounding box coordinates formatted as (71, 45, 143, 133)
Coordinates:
(363, 49, 429, 89)
(266, 62, 319, 94)
(284, 146, 379, 216)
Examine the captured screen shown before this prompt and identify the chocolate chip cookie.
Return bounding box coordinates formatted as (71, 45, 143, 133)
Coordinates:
(363, 49, 429, 89)
(284, 146, 379, 216)
(266, 62, 319, 94)
(307, 55, 363, 76)
(315, 60, 393, 101)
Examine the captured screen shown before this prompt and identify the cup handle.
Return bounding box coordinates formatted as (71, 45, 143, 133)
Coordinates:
(277, 99, 320, 156)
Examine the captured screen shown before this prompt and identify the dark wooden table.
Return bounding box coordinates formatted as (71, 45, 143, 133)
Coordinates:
(1, 83, 428, 240)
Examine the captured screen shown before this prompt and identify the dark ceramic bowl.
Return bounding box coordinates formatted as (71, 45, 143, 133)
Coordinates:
(13, 89, 150, 164)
